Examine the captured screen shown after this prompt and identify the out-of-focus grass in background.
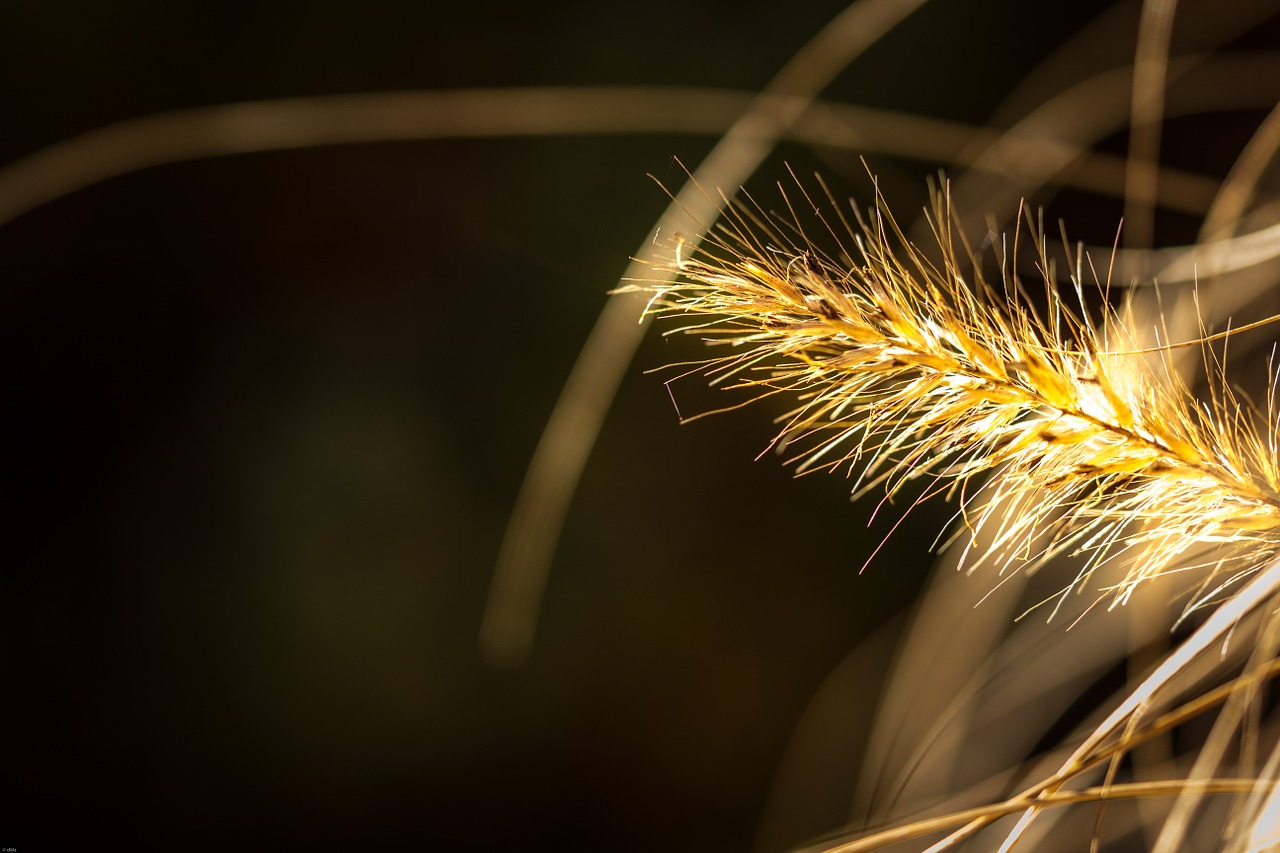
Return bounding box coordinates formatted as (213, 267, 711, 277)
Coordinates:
(4, 1, 1262, 850)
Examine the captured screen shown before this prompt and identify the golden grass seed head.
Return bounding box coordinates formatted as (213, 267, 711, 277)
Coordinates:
(641, 178, 1280, 616)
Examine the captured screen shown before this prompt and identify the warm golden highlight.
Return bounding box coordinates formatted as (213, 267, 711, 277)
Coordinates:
(640, 179, 1280, 618)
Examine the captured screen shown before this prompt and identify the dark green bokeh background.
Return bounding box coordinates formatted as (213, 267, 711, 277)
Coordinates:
(0, 2, 1166, 850)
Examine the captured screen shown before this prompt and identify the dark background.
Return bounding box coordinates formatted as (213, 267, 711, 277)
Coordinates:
(0, 1, 1254, 851)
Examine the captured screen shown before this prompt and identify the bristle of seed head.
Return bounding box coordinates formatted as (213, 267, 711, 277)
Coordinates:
(634, 179, 1280, 618)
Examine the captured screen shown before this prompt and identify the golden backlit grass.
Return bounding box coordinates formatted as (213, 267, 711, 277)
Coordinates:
(641, 176, 1280, 621)
(6, 2, 1280, 850)
(639, 168, 1280, 851)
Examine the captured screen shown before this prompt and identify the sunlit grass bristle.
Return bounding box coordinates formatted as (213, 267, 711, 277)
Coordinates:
(637, 176, 1280, 619)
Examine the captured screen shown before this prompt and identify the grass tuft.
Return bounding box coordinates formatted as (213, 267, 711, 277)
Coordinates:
(639, 176, 1280, 627)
